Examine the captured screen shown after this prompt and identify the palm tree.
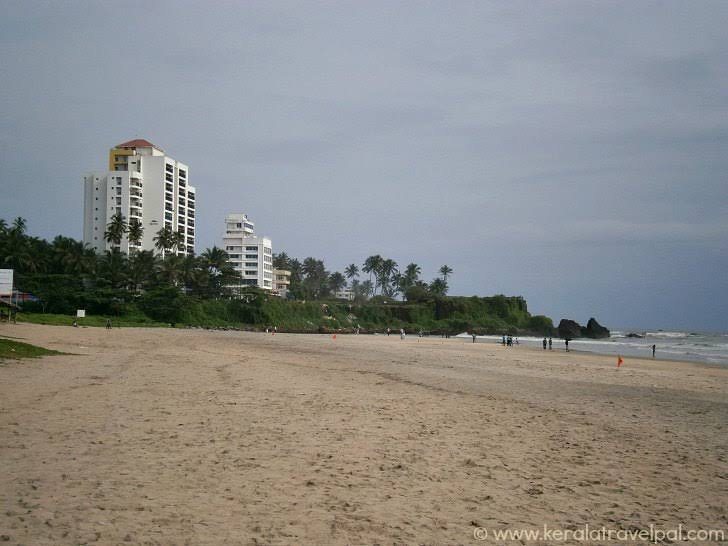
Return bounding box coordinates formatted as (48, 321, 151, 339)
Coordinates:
(329, 272, 346, 295)
(128, 249, 157, 292)
(172, 231, 186, 254)
(397, 263, 422, 301)
(201, 246, 229, 271)
(301, 257, 328, 299)
(127, 219, 144, 251)
(429, 277, 448, 296)
(379, 258, 398, 297)
(157, 253, 184, 286)
(98, 248, 128, 289)
(362, 255, 383, 294)
(273, 252, 290, 270)
(439, 265, 453, 284)
(344, 263, 359, 285)
(1, 218, 33, 272)
(153, 227, 176, 257)
(360, 279, 374, 298)
(11, 217, 27, 235)
(51, 236, 94, 275)
(104, 212, 128, 248)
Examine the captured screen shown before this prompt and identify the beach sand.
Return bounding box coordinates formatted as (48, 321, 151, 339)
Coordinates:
(1, 323, 726, 545)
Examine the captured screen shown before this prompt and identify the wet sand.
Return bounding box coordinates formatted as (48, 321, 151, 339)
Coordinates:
(1, 323, 726, 544)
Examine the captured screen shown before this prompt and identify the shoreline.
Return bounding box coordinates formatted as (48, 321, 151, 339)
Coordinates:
(4, 319, 722, 369)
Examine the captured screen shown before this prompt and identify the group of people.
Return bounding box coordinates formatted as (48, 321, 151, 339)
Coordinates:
(501, 334, 518, 346)
(542, 337, 553, 350)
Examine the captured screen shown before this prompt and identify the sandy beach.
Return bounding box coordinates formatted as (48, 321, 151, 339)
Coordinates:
(1, 323, 726, 545)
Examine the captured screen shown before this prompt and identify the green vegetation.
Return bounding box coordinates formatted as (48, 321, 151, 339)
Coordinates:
(0, 216, 556, 334)
(0, 338, 65, 360)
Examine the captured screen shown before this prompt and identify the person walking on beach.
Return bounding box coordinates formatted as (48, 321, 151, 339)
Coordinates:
(472, 333, 477, 344)
(387, 327, 391, 337)
(543, 337, 547, 350)
(400, 328, 406, 340)
(652, 344, 656, 358)
(106, 318, 112, 330)
(548, 337, 553, 350)
(565, 338, 569, 351)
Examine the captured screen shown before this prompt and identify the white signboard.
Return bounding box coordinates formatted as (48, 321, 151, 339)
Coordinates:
(76, 310, 86, 318)
(0, 269, 13, 296)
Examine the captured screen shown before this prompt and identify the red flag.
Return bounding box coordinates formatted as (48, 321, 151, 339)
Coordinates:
(617, 355, 624, 368)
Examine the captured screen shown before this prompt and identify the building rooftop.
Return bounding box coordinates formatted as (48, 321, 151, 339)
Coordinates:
(115, 139, 164, 152)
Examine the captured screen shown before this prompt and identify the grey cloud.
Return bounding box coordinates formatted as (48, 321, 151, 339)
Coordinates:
(1, 0, 728, 330)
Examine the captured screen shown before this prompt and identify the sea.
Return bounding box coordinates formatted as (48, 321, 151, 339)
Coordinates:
(458, 330, 728, 366)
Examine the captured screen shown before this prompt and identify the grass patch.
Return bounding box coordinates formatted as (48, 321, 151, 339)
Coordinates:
(0, 338, 65, 361)
(15, 312, 168, 328)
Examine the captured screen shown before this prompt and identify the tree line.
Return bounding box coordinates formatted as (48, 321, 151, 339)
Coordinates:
(272, 252, 453, 302)
(0, 215, 454, 310)
(0, 216, 237, 307)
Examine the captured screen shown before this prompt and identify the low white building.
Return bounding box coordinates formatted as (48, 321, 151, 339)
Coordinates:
(223, 213, 273, 290)
(334, 288, 355, 301)
(273, 269, 291, 298)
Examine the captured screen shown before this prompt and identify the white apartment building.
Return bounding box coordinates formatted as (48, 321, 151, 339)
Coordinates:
(83, 139, 196, 255)
(223, 213, 273, 290)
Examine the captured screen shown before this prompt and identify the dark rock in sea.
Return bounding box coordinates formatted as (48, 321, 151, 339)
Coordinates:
(558, 319, 583, 340)
(584, 318, 610, 339)
(626, 333, 643, 338)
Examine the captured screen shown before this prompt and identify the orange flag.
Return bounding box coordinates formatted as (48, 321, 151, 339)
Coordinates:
(617, 355, 624, 367)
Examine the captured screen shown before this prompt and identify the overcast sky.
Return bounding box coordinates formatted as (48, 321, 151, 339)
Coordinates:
(1, 1, 726, 331)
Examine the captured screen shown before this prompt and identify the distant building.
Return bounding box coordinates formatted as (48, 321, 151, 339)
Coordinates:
(334, 288, 355, 301)
(83, 139, 195, 255)
(223, 213, 273, 290)
(272, 269, 291, 298)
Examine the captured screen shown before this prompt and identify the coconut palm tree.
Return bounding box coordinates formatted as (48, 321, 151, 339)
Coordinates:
(379, 258, 398, 297)
(98, 248, 128, 289)
(127, 219, 144, 252)
(104, 212, 128, 248)
(362, 255, 383, 294)
(360, 279, 374, 298)
(429, 277, 448, 296)
(1, 218, 33, 272)
(153, 227, 176, 257)
(439, 265, 453, 284)
(329, 272, 346, 295)
(344, 263, 359, 285)
(128, 249, 157, 292)
(172, 231, 186, 254)
(273, 252, 290, 270)
(157, 253, 184, 286)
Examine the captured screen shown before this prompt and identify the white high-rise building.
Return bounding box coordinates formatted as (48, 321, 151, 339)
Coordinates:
(83, 139, 196, 255)
(223, 213, 273, 290)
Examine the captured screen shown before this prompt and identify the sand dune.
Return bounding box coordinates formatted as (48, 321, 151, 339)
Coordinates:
(1, 323, 726, 544)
